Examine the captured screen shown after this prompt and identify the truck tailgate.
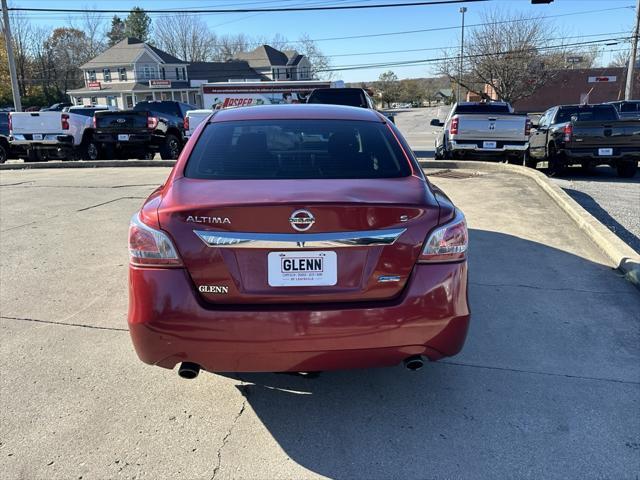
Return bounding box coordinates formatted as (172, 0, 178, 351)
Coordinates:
(455, 114, 526, 141)
(10, 112, 63, 135)
(572, 119, 640, 147)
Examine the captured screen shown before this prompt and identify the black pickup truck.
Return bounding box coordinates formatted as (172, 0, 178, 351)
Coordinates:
(93, 101, 194, 160)
(529, 103, 639, 177)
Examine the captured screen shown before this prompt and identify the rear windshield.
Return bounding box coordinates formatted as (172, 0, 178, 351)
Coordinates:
(556, 105, 618, 123)
(454, 104, 510, 114)
(619, 102, 640, 112)
(134, 102, 180, 116)
(184, 119, 411, 179)
(95, 112, 147, 128)
(307, 90, 367, 108)
(70, 108, 104, 117)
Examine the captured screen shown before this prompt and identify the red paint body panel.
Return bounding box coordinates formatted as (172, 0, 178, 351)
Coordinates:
(128, 263, 470, 372)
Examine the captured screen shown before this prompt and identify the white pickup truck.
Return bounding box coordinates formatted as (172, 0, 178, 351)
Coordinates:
(10, 105, 117, 161)
(184, 109, 213, 138)
(431, 102, 530, 163)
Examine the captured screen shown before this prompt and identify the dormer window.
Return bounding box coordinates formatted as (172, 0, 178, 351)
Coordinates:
(118, 68, 127, 81)
(103, 68, 111, 82)
(88, 70, 96, 82)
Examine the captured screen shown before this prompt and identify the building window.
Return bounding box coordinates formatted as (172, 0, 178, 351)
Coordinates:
(76, 97, 82, 105)
(107, 96, 116, 106)
(143, 65, 154, 79)
(176, 67, 182, 80)
(119, 68, 127, 81)
(90, 96, 97, 105)
(182, 67, 186, 80)
(126, 95, 133, 108)
(88, 70, 96, 82)
(103, 68, 111, 82)
(161, 67, 165, 80)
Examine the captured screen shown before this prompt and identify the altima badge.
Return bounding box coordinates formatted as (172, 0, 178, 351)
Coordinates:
(187, 215, 231, 225)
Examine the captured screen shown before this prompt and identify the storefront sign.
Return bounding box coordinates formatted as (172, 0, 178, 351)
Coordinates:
(149, 80, 172, 88)
(88, 81, 101, 90)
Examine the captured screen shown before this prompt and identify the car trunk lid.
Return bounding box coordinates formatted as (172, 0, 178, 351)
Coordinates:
(158, 176, 439, 304)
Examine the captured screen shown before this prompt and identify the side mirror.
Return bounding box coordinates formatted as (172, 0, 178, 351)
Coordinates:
(430, 118, 444, 127)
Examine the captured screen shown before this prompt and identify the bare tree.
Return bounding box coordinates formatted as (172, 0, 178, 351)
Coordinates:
(70, 10, 107, 59)
(438, 10, 568, 104)
(213, 33, 251, 61)
(609, 50, 630, 68)
(297, 33, 332, 80)
(154, 13, 217, 62)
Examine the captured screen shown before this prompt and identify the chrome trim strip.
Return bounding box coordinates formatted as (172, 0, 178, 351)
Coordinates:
(194, 228, 406, 249)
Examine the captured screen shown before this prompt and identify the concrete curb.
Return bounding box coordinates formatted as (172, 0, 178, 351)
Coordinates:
(418, 159, 640, 287)
(0, 160, 176, 170)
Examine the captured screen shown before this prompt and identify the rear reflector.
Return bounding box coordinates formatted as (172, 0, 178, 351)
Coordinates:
(128, 213, 182, 267)
(525, 118, 531, 137)
(61, 113, 70, 130)
(563, 123, 572, 142)
(418, 209, 468, 263)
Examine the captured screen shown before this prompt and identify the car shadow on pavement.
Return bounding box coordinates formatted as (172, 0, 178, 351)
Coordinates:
(562, 188, 640, 253)
(215, 230, 639, 479)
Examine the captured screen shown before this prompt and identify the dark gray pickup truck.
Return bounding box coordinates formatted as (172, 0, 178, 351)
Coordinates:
(528, 103, 639, 177)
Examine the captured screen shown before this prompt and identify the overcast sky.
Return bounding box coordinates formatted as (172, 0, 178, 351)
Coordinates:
(10, 0, 635, 82)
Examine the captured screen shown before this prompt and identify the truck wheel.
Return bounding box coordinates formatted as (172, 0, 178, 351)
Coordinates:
(547, 145, 565, 177)
(80, 138, 102, 161)
(0, 143, 6, 164)
(524, 151, 538, 169)
(24, 149, 42, 163)
(160, 134, 181, 160)
(616, 161, 638, 178)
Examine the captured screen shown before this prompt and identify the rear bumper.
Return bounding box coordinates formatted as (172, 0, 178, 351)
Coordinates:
(10, 134, 74, 148)
(128, 262, 470, 373)
(563, 147, 640, 162)
(94, 132, 153, 145)
(450, 140, 528, 153)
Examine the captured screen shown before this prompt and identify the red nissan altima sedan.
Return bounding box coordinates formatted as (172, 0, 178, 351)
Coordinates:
(128, 104, 470, 378)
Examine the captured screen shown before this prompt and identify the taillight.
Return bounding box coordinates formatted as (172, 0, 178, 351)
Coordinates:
(128, 213, 182, 267)
(184, 116, 189, 131)
(525, 118, 531, 137)
(563, 123, 572, 142)
(419, 209, 468, 263)
(61, 113, 70, 130)
(8, 112, 12, 132)
(92, 115, 97, 128)
(450, 117, 459, 135)
(147, 115, 158, 129)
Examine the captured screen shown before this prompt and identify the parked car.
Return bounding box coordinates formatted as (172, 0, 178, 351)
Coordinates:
(0, 111, 10, 163)
(40, 102, 73, 112)
(9, 105, 116, 161)
(307, 87, 395, 123)
(94, 101, 194, 160)
(606, 100, 640, 119)
(184, 109, 213, 138)
(127, 104, 470, 377)
(528, 103, 639, 177)
(431, 101, 530, 163)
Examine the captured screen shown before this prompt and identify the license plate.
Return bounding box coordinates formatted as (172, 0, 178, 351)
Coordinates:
(483, 141, 497, 149)
(33, 134, 43, 140)
(118, 134, 130, 141)
(268, 251, 337, 287)
(598, 148, 613, 156)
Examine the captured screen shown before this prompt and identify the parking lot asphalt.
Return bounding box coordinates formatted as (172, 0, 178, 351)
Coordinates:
(1, 166, 638, 479)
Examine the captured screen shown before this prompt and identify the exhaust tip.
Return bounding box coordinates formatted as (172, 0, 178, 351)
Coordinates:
(178, 362, 201, 379)
(403, 355, 424, 371)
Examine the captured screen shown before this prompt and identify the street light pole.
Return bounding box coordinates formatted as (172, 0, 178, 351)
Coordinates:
(624, 0, 640, 100)
(458, 6, 467, 103)
(1, 0, 22, 111)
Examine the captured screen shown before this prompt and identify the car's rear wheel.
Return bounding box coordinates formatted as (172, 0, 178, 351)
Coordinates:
(0, 143, 7, 164)
(616, 161, 638, 178)
(160, 134, 181, 160)
(79, 137, 101, 161)
(524, 151, 538, 169)
(547, 144, 565, 177)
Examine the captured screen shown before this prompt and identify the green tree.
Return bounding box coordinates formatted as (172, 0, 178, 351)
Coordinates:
(107, 15, 125, 46)
(124, 7, 151, 42)
(376, 71, 400, 108)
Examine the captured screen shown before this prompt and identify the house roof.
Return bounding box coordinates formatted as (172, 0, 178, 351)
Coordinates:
(187, 61, 268, 82)
(235, 45, 290, 68)
(81, 37, 187, 69)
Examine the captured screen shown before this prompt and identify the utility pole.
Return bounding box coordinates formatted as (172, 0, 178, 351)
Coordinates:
(1, 0, 21, 111)
(457, 6, 467, 103)
(625, 0, 640, 100)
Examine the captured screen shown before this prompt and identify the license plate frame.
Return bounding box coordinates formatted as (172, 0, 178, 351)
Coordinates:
(483, 141, 497, 149)
(598, 148, 613, 156)
(118, 134, 130, 141)
(33, 134, 43, 141)
(267, 251, 337, 287)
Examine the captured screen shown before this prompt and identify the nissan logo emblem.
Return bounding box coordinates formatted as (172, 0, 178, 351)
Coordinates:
(289, 209, 315, 232)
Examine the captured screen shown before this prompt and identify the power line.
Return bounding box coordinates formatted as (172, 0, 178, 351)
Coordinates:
(8, 0, 489, 14)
